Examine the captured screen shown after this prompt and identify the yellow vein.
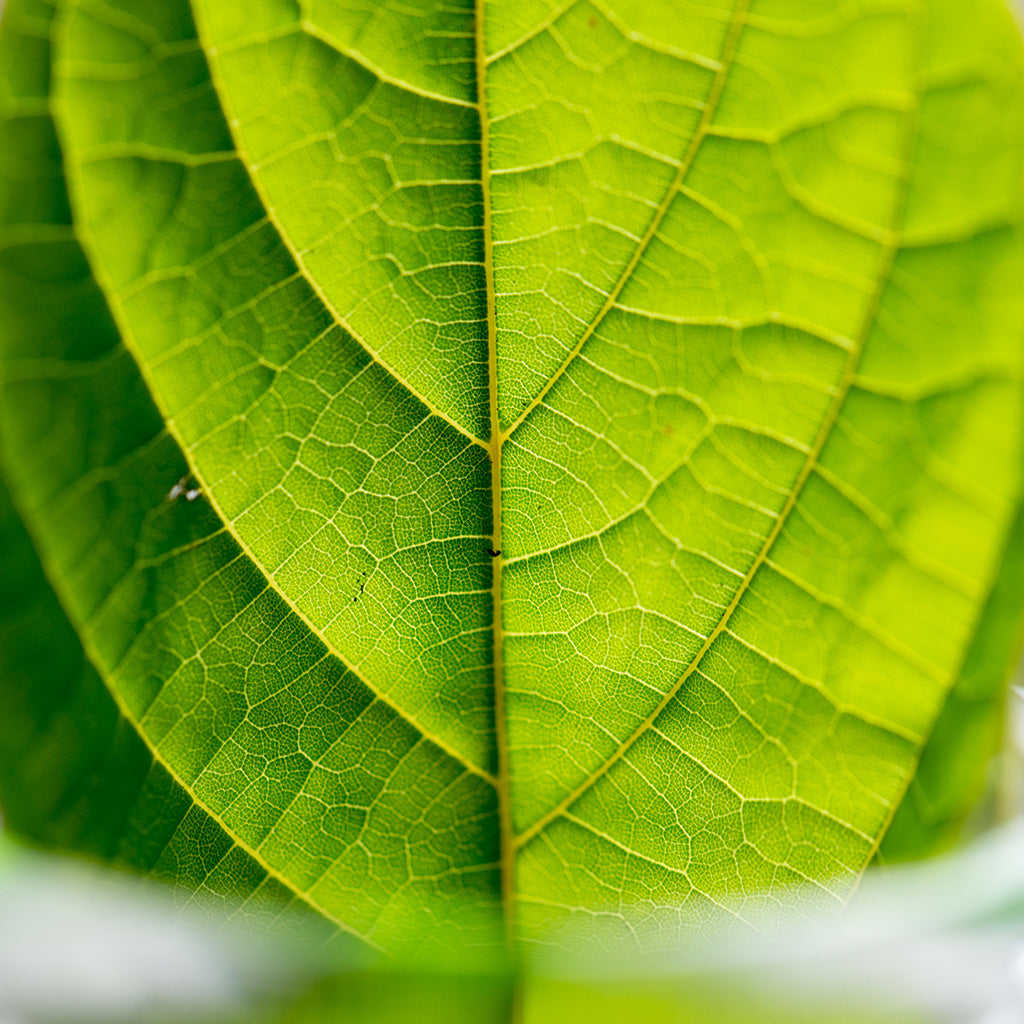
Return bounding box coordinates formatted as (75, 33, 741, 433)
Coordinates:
(484, 0, 577, 67)
(475, 0, 517, 956)
(499, 0, 750, 442)
(515, 19, 924, 853)
(190, 9, 487, 451)
(301, 20, 476, 109)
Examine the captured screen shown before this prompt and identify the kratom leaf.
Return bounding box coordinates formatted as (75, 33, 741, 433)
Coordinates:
(2, 0, 1024, 958)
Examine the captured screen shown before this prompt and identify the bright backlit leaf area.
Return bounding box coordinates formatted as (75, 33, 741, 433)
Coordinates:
(2, 0, 1024, 963)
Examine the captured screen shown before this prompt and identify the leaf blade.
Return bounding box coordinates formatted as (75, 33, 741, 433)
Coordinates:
(1, 0, 1023, 958)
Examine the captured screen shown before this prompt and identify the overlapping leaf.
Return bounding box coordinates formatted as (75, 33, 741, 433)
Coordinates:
(2, 0, 1024, 956)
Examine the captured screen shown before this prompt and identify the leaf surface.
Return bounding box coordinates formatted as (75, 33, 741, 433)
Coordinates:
(2, 0, 1024, 954)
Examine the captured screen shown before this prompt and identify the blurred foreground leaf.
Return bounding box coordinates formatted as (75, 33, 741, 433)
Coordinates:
(8, 822, 1024, 1023)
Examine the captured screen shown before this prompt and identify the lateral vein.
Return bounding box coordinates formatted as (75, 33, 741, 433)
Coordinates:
(500, 0, 750, 441)
(190, 6, 487, 450)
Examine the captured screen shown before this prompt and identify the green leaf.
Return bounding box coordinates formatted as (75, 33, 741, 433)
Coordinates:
(2, 0, 1024, 957)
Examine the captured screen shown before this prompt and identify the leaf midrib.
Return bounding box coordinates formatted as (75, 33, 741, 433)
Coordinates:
(474, 0, 517, 948)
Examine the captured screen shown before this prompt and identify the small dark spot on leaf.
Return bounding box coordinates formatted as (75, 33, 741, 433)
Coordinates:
(486, 548, 501, 557)
(588, 15, 598, 27)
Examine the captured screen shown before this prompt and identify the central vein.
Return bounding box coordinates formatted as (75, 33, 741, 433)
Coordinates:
(474, 0, 515, 950)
